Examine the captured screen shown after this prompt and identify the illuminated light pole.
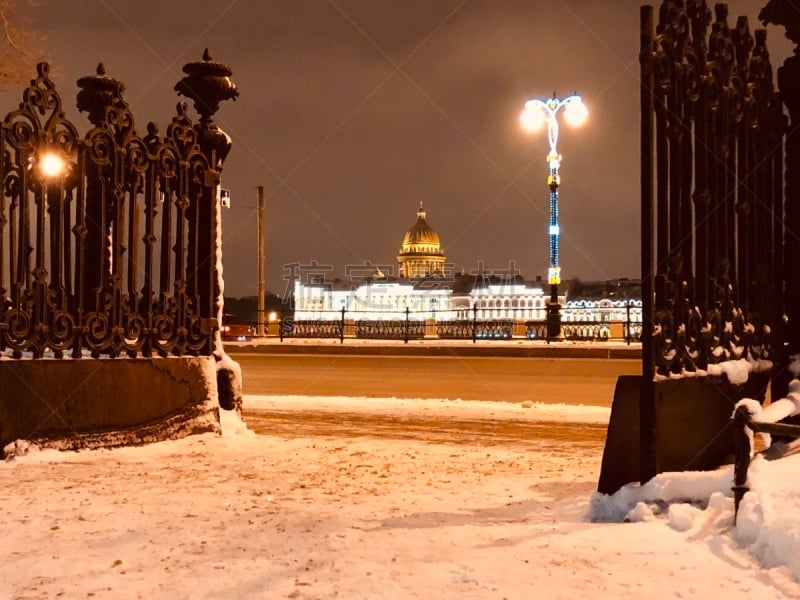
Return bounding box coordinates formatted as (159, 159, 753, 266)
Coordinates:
(520, 92, 588, 338)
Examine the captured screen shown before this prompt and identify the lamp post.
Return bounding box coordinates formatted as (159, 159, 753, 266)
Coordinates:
(520, 92, 588, 338)
(256, 185, 266, 337)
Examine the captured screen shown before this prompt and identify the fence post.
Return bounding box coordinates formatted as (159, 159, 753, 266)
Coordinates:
(340, 307, 345, 344)
(175, 50, 239, 356)
(626, 300, 631, 345)
(639, 4, 656, 484)
(546, 314, 551, 344)
(472, 303, 477, 344)
(404, 306, 410, 344)
(732, 405, 752, 524)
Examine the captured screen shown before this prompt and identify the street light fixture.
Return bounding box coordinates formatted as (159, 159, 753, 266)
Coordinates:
(520, 92, 587, 338)
(39, 152, 66, 178)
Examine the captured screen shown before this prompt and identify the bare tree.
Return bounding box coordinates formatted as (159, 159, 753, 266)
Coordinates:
(0, 0, 43, 86)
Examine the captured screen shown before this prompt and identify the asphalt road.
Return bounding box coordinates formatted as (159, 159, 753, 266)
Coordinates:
(230, 352, 641, 407)
(242, 409, 608, 449)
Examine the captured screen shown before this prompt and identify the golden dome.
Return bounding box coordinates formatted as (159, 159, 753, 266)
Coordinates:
(402, 205, 441, 247)
(397, 203, 445, 278)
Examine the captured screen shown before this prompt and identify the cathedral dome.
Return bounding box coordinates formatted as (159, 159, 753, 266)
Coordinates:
(402, 205, 441, 247)
(397, 203, 445, 278)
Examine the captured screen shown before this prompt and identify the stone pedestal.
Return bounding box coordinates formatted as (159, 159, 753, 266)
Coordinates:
(0, 357, 221, 457)
(598, 372, 770, 495)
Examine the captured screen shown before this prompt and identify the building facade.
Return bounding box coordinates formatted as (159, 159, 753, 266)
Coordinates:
(290, 205, 641, 340)
(396, 203, 446, 278)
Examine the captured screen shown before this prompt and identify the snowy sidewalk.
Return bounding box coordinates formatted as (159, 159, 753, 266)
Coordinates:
(0, 396, 798, 599)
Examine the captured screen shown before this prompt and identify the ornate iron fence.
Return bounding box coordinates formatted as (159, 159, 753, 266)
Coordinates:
(0, 53, 237, 359)
(437, 320, 475, 339)
(525, 322, 548, 340)
(642, 1, 784, 379)
(283, 320, 343, 339)
(281, 306, 640, 342)
(639, 1, 794, 482)
(474, 320, 513, 340)
(357, 320, 425, 340)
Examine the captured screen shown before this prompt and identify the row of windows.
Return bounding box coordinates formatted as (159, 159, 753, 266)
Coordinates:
(562, 310, 643, 322)
(401, 246, 441, 254)
(566, 300, 642, 309)
(474, 298, 545, 309)
(458, 309, 547, 319)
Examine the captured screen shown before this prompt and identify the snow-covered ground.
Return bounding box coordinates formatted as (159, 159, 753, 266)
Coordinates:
(1, 394, 799, 599)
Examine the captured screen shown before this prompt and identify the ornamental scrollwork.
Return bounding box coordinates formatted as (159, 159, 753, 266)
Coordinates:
(644, 1, 781, 379)
(0, 53, 237, 359)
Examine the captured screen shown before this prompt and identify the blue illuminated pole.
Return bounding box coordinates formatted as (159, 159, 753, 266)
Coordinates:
(521, 93, 587, 338)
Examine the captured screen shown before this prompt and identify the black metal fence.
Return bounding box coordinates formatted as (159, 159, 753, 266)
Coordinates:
(279, 305, 642, 343)
(641, 2, 784, 381)
(639, 1, 798, 484)
(358, 320, 426, 340)
(0, 54, 237, 359)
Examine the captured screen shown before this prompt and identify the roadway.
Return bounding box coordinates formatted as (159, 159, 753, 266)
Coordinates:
(230, 351, 641, 407)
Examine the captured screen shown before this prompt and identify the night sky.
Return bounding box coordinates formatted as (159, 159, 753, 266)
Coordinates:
(3, 0, 792, 298)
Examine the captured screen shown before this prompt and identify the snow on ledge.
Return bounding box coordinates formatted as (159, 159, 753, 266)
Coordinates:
(656, 357, 772, 385)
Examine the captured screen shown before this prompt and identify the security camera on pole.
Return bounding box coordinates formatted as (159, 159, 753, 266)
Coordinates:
(520, 92, 588, 338)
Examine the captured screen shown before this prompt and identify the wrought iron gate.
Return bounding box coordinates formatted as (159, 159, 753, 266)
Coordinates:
(0, 51, 238, 360)
(639, 0, 796, 481)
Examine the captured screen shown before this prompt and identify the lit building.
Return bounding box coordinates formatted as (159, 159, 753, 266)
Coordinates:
(561, 279, 642, 340)
(293, 276, 452, 322)
(397, 203, 446, 278)
(450, 274, 548, 321)
(290, 204, 640, 341)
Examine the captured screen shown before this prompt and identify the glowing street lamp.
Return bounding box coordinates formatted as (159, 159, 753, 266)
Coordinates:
(38, 152, 66, 178)
(520, 92, 587, 338)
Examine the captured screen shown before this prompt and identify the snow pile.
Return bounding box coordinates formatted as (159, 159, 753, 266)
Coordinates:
(589, 467, 734, 522)
(707, 358, 756, 385)
(590, 452, 800, 584)
(736, 456, 800, 578)
(219, 405, 254, 437)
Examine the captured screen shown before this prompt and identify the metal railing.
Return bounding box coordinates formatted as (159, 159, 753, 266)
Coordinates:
(732, 405, 800, 523)
(280, 305, 642, 344)
(637, 1, 789, 486)
(0, 55, 237, 359)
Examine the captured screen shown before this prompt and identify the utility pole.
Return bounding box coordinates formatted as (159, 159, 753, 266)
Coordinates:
(257, 185, 266, 337)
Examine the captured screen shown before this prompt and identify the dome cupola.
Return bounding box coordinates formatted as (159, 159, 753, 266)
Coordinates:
(397, 202, 446, 278)
(402, 204, 441, 247)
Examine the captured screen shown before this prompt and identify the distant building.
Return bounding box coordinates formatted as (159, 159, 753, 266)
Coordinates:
(397, 203, 446, 278)
(293, 272, 549, 323)
(562, 279, 642, 340)
(450, 273, 548, 321)
(290, 204, 640, 340)
(293, 276, 452, 322)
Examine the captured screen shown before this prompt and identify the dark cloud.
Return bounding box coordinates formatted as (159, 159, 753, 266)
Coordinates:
(2, 0, 791, 297)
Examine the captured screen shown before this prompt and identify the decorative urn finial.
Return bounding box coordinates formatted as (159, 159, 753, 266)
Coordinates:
(76, 62, 125, 125)
(760, 0, 800, 46)
(760, 0, 800, 120)
(174, 49, 239, 122)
